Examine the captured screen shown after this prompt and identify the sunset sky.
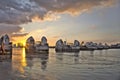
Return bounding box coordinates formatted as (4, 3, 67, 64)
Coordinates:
(0, 0, 120, 46)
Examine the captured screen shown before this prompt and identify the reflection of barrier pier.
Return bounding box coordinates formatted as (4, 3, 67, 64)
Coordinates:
(26, 51, 49, 71)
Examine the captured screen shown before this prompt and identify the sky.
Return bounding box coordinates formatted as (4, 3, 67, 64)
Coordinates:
(0, 0, 120, 46)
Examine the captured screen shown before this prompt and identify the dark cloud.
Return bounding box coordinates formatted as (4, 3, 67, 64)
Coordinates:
(0, 0, 46, 24)
(0, 24, 29, 42)
(0, 0, 116, 24)
(0, 23, 23, 35)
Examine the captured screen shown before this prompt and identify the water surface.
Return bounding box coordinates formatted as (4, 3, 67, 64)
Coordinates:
(0, 48, 120, 80)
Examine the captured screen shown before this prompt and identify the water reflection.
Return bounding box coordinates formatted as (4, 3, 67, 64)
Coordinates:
(26, 57, 33, 68)
(12, 48, 50, 79)
(0, 60, 12, 80)
(22, 48, 27, 68)
(74, 52, 79, 64)
(12, 48, 27, 74)
(2, 48, 119, 80)
(25, 52, 49, 79)
(90, 51, 94, 57)
(55, 52, 80, 64)
(26, 52, 49, 71)
(56, 52, 63, 61)
(41, 53, 49, 71)
(99, 50, 103, 57)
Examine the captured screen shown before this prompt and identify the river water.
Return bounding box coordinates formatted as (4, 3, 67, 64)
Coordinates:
(0, 48, 120, 80)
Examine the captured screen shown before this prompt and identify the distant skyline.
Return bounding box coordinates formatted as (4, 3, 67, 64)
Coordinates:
(0, 0, 120, 46)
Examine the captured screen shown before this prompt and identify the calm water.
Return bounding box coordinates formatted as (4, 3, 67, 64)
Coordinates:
(0, 48, 120, 80)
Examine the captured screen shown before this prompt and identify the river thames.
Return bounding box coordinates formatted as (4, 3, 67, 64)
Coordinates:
(0, 48, 120, 80)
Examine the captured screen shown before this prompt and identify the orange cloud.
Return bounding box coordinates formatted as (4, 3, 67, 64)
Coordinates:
(31, 12, 61, 22)
(31, 16, 42, 22)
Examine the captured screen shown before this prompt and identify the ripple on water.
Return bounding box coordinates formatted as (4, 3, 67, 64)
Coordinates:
(0, 48, 120, 80)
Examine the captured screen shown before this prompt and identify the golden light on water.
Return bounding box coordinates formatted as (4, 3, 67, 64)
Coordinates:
(12, 48, 27, 74)
(18, 48, 27, 74)
(21, 48, 27, 67)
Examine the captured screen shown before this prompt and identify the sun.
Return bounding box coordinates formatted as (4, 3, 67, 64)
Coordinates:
(21, 40, 26, 46)
(22, 42, 26, 46)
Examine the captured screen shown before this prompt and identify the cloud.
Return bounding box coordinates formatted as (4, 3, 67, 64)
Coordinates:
(0, 23, 29, 42)
(0, 23, 23, 35)
(52, 36, 61, 38)
(11, 33, 29, 43)
(35, 0, 116, 15)
(0, 0, 116, 24)
(0, 0, 46, 24)
(0, 0, 117, 43)
(11, 33, 29, 37)
(89, 25, 98, 29)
